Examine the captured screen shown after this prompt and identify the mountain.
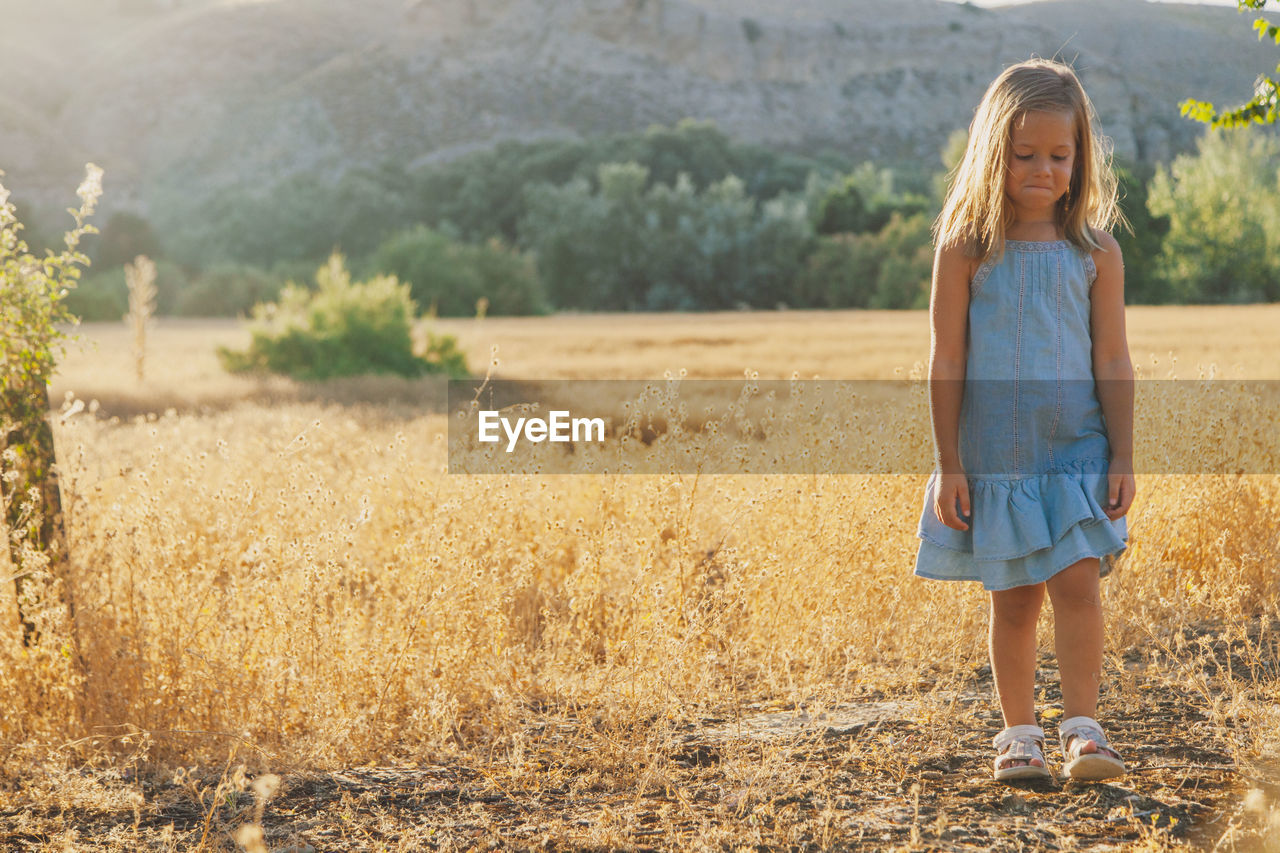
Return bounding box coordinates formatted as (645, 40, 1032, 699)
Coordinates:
(1, 0, 1277, 224)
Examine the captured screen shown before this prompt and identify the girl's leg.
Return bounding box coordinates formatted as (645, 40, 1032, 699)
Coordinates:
(989, 582, 1046, 730)
(1045, 557, 1103, 720)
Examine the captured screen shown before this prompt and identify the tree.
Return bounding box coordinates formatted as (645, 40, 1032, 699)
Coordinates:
(1112, 159, 1171, 304)
(1146, 127, 1280, 302)
(1, 164, 102, 645)
(519, 163, 812, 311)
(795, 212, 932, 309)
(370, 226, 545, 317)
(1181, 0, 1280, 127)
(94, 211, 160, 268)
(812, 162, 931, 236)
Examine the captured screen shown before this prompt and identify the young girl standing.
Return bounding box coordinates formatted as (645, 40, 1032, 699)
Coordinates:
(914, 58, 1135, 782)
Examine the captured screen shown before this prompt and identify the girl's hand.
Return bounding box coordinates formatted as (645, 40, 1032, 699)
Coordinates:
(935, 471, 972, 531)
(1104, 456, 1135, 520)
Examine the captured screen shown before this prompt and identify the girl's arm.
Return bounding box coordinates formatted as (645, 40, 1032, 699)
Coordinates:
(1090, 231, 1136, 519)
(929, 239, 973, 530)
(928, 239, 972, 474)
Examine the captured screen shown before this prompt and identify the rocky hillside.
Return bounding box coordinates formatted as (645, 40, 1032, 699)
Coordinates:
(1, 0, 1277, 219)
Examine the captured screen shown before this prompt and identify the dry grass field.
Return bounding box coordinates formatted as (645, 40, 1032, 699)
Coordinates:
(2, 306, 1279, 851)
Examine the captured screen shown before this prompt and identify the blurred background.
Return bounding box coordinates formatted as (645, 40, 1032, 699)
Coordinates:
(3, 0, 1280, 319)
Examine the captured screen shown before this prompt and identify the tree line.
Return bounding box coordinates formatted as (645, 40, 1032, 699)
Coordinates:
(52, 118, 1280, 319)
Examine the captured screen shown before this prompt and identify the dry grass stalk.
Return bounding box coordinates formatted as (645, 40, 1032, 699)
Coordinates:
(124, 254, 157, 383)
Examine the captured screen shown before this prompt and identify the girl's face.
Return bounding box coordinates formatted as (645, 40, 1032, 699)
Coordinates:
(1004, 109, 1077, 222)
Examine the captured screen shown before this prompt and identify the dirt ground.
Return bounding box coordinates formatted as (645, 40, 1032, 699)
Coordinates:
(2, 620, 1275, 852)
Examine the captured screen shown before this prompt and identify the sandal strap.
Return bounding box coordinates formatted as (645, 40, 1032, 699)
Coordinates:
(1059, 715, 1116, 757)
(993, 724, 1045, 750)
(1059, 716, 1108, 744)
(998, 737, 1044, 765)
(993, 725, 1046, 771)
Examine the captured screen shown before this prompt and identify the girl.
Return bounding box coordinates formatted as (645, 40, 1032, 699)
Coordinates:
(914, 58, 1135, 782)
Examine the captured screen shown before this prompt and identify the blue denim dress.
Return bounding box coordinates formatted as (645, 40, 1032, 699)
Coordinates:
(914, 238, 1128, 591)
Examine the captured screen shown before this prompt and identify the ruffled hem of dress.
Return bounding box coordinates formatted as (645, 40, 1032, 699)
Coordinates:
(914, 535, 1126, 591)
(916, 456, 1126, 562)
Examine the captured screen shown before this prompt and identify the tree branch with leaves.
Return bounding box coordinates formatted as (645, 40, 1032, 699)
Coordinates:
(1, 164, 102, 645)
(1181, 0, 1280, 127)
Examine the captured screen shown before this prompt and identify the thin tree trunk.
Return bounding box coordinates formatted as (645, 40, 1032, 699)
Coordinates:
(2, 380, 75, 647)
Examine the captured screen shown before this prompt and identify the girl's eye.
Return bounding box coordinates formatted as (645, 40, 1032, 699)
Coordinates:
(1014, 154, 1033, 161)
(1052, 155, 1069, 162)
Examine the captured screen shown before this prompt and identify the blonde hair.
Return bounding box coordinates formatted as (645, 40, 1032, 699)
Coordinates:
(934, 58, 1126, 263)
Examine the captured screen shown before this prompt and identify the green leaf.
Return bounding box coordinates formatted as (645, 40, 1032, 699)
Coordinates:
(1179, 98, 1218, 123)
(1257, 19, 1280, 42)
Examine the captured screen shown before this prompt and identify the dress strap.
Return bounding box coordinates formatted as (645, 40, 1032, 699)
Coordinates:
(971, 253, 998, 296)
(1080, 249, 1098, 287)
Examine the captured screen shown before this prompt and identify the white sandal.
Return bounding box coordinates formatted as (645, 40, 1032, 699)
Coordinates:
(1059, 715, 1126, 780)
(993, 724, 1051, 781)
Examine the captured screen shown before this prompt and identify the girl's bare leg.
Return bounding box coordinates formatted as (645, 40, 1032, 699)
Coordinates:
(1046, 557, 1115, 758)
(1045, 557, 1104, 720)
(990, 582, 1046, 767)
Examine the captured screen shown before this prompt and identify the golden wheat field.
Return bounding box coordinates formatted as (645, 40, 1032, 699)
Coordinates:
(2, 306, 1279, 852)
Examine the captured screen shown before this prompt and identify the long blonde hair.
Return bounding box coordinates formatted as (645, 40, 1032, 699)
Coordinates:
(934, 58, 1125, 263)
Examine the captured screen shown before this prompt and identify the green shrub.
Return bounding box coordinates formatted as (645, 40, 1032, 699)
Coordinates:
(369, 226, 545, 317)
(218, 254, 468, 380)
(2, 164, 101, 646)
(175, 264, 286, 317)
